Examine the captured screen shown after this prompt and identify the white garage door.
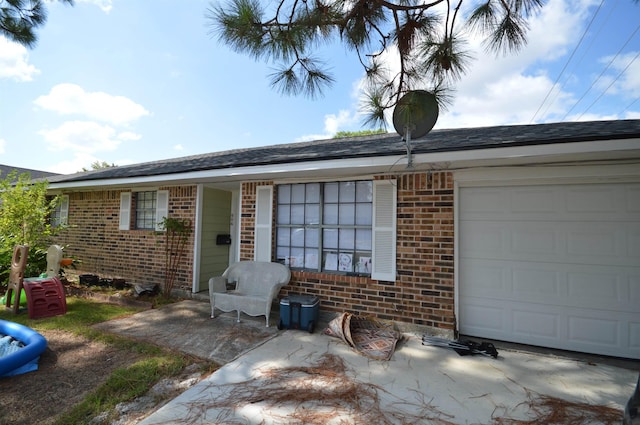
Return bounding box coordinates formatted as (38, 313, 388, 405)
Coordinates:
(459, 182, 640, 358)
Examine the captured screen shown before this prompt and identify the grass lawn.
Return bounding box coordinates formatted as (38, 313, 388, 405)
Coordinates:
(0, 296, 217, 424)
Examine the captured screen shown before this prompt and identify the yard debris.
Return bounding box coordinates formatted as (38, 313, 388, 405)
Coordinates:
(491, 389, 622, 424)
(324, 312, 402, 360)
(181, 353, 456, 424)
(422, 336, 499, 358)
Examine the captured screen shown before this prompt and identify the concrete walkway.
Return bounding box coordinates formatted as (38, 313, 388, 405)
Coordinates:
(136, 310, 638, 424)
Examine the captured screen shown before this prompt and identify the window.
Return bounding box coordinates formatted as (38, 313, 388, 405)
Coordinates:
(51, 195, 69, 227)
(119, 190, 169, 231)
(135, 191, 157, 230)
(276, 181, 373, 274)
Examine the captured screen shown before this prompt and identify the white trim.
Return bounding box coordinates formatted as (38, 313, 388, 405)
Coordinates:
(254, 186, 273, 262)
(57, 194, 69, 226)
(455, 163, 640, 186)
(119, 192, 131, 230)
(154, 190, 169, 231)
(371, 180, 397, 282)
(230, 190, 240, 265)
(192, 184, 203, 293)
(47, 139, 640, 191)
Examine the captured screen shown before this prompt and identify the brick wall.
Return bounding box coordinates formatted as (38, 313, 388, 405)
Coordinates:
(241, 172, 456, 331)
(55, 186, 197, 290)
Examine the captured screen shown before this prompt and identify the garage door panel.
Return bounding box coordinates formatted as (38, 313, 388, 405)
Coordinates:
(568, 315, 620, 347)
(459, 183, 640, 358)
(462, 220, 638, 266)
(512, 309, 560, 339)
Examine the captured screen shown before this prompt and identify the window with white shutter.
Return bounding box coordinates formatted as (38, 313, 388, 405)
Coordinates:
(254, 186, 273, 261)
(51, 195, 69, 227)
(155, 190, 169, 231)
(371, 180, 397, 281)
(119, 192, 132, 230)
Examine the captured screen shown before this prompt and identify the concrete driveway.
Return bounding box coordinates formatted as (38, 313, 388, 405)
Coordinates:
(136, 305, 638, 424)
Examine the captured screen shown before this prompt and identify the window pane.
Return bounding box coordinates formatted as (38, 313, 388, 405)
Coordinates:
(339, 228, 355, 249)
(356, 181, 373, 202)
(339, 204, 355, 225)
(291, 205, 305, 224)
(324, 182, 339, 202)
(338, 252, 353, 272)
(277, 205, 290, 224)
(356, 229, 372, 250)
(306, 183, 320, 203)
(306, 228, 319, 246)
(339, 181, 355, 202)
(355, 203, 372, 225)
(291, 184, 305, 203)
(323, 251, 338, 271)
(355, 254, 372, 274)
(278, 185, 291, 204)
(323, 228, 338, 249)
(324, 204, 338, 225)
(290, 248, 304, 268)
(277, 228, 290, 246)
(291, 228, 305, 246)
(276, 247, 290, 263)
(305, 249, 319, 269)
(305, 204, 319, 224)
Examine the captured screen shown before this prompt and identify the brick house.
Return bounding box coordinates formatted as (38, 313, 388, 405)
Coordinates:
(47, 119, 640, 359)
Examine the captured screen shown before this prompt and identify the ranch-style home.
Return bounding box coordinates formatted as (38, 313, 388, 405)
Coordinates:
(45, 119, 640, 359)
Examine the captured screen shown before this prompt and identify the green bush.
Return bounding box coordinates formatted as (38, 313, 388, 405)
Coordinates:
(0, 171, 61, 285)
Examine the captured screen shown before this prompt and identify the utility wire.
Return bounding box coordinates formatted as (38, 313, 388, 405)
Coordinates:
(563, 22, 640, 120)
(535, 2, 616, 120)
(529, 0, 605, 123)
(578, 49, 640, 119)
(621, 97, 640, 115)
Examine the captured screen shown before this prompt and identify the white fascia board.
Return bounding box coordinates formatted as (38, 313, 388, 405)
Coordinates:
(47, 138, 640, 190)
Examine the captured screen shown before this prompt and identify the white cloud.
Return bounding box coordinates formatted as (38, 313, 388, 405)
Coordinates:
(0, 138, 5, 154)
(0, 37, 40, 81)
(38, 121, 140, 153)
(77, 0, 113, 13)
(174, 144, 184, 151)
(34, 83, 149, 125)
(334, 0, 619, 133)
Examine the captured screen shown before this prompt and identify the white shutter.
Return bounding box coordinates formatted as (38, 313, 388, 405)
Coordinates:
(254, 185, 273, 262)
(155, 190, 169, 231)
(372, 180, 397, 281)
(59, 195, 69, 225)
(119, 192, 131, 230)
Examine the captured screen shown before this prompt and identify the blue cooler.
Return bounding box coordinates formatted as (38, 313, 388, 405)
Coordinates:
(278, 294, 320, 333)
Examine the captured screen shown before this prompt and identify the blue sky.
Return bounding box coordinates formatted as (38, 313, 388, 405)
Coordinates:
(1, 0, 639, 175)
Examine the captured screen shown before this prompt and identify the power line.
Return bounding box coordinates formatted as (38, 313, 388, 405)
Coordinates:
(535, 2, 617, 121)
(562, 25, 640, 121)
(578, 49, 640, 119)
(529, 0, 605, 123)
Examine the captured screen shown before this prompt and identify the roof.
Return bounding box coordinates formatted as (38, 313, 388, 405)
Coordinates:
(0, 164, 59, 180)
(47, 119, 640, 184)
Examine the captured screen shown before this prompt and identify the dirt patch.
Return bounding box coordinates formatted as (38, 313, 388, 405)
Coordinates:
(0, 329, 138, 425)
(0, 328, 207, 425)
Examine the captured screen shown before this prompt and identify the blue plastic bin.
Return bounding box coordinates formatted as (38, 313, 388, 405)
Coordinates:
(278, 294, 320, 333)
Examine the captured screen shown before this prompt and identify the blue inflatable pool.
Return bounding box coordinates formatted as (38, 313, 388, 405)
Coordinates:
(0, 320, 47, 378)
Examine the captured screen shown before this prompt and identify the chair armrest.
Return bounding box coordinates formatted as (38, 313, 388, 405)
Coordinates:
(208, 276, 227, 293)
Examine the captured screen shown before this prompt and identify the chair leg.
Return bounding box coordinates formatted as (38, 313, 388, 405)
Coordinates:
(237, 310, 241, 323)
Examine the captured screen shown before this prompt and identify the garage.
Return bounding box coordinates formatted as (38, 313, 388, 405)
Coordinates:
(458, 181, 640, 358)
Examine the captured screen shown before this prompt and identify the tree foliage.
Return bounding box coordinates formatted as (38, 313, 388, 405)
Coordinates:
(1, 0, 74, 48)
(207, 0, 545, 127)
(81, 160, 116, 172)
(334, 129, 387, 138)
(0, 171, 61, 280)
